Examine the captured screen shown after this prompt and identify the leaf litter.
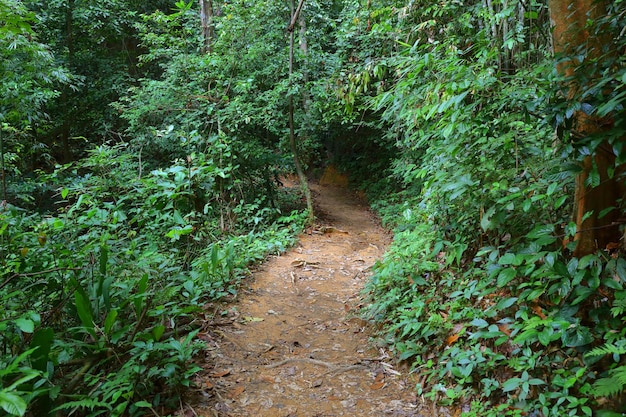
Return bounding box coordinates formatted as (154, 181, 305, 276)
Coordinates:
(192, 183, 454, 417)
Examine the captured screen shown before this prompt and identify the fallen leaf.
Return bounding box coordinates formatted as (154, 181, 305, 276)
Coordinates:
(242, 316, 264, 323)
(498, 324, 511, 336)
(228, 385, 245, 398)
(446, 333, 460, 345)
(197, 332, 212, 342)
(370, 381, 385, 390)
(531, 305, 546, 320)
(260, 375, 275, 384)
(210, 369, 231, 378)
(205, 381, 214, 389)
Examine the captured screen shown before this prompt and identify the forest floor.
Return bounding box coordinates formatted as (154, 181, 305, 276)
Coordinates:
(191, 179, 455, 417)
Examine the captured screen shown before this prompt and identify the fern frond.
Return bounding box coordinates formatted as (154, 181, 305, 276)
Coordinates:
(586, 339, 626, 358)
(611, 297, 626, 317)
(592, 377, 624, 398)
(592, 367, 626, 398)
(613, 366, 626, 386)
(52, 398, 112, 412)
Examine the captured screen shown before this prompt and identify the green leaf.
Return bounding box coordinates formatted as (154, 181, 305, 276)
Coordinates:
(596, 410, 625, 417)
(102, 276, 114, 312)
(527, 224, 554, 239)
(14, 318, 34, 333)
(152, 325, 165, 341)
(538, 328, 553, 346)
(471, 318, 489, 328)
(99, 245, 108, 276)
(561, 326, 592, 347)
(495, 297, 518, 310)
(133, 400, 152, 408)
(30, 327, 54, 372)
(104, 309, 118, 335)
(502, 377, 522, 392)
(165, 225, 193, 241)
(498, 253, 516, 265)
(497, 268, 517, 287)
(137, 274, 149, 294)
(554, 195, 567, 209)
(616, 258, 626, 282)
(74, 290, 96, 339)
(0, 392, 27, 416)
(547, 182, 558, 195)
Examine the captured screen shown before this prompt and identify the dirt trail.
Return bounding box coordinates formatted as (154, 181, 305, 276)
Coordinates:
(195, 183, 447, 417)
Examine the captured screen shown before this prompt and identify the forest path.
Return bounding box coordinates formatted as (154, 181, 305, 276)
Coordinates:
(194, 182, 449, 417)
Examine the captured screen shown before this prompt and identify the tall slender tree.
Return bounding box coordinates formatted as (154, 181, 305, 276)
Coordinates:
(288, 0, 314, 224)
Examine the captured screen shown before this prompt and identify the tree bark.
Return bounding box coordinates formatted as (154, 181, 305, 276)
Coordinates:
(288, 0, 314, 224)
(548, 0, 623, 256)
(199, 0, 214, 54)
(60, 0, 75, 163)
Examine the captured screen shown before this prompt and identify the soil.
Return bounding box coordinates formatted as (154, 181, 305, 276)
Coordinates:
(191, 182, 454, 417)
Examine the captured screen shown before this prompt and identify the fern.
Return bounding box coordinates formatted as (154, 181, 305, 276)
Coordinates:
(585, 339, 626, 398)
(592, 366, 626, 398)
(586, 339, 626, 358)
(52, 398, 112, 412)
(611, 297, 626, 317)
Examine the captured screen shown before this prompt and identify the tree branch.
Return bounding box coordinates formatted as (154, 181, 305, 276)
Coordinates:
(287, 0, 305, 32)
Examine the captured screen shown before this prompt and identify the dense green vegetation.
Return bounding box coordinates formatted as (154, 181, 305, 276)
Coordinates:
(1, 0, 624, 416)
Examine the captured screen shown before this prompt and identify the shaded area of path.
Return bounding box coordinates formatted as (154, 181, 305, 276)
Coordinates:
(194, 183, 450, 417)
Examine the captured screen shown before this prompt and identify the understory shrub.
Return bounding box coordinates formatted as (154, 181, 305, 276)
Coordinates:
(0, 143, 306, 416)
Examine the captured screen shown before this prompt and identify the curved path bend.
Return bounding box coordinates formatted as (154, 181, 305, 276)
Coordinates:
(194, 183, 449, 417)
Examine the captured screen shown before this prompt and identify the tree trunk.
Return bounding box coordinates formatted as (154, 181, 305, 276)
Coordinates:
(288, 0, 314, 225)
(548, 0, 623, 256)
(199, 0, 214, 54)
(61, 0, 75, 163)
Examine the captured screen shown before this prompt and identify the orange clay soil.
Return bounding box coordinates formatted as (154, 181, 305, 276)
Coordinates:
(190, 182, 454, 417)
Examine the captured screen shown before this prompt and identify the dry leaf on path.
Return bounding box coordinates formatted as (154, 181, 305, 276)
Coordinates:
(370, 381, 385, 390)
(210, 369, 231, 378)
(242, 316, 264, 323)
(228, 385, 245, 398)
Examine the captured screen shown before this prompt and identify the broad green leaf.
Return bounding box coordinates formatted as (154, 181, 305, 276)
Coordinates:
(502, 377, 522, 392)
(14, 318, 34, 333)
(527, 224, 554, 239)
(562, 326, 592, 347)
(495, 297, 518, 310)
(470, 318, 489, 328)
(152, 325, 165, 341)
(0, 391, 27, 416)
(497, 268, 517, 287)
(30, 327, 54, 371)
(74, 290, 96, 339)
(498, 253, 516, 265)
